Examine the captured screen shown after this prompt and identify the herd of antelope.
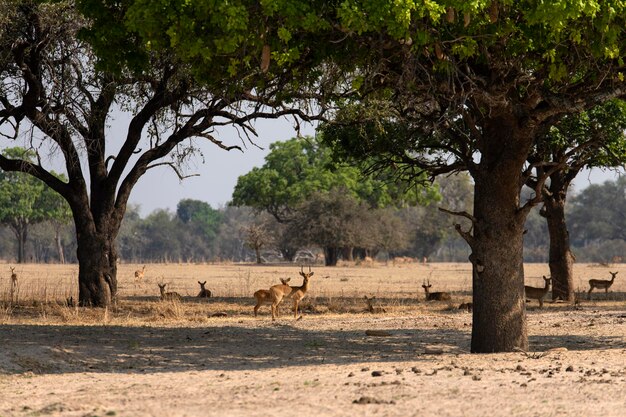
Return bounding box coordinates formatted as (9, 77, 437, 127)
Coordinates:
(3, 264, 621, 316)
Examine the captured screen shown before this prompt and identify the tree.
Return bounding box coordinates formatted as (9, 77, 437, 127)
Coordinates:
(79, 0, 626, 351)
(0, 148, 46, 263)
(241, 221, 274, 264)
(232, 135, 437, 260)
(528, 100, 626, 301)
(317, 2, 626, 352)
(176, 199, 223, 260)
(569, 178, 626, 248)
(138, 210, 183, 263)
(286, 189, 375, 266)
(37, 173, 73, 264)
(0, 2, 317, 306)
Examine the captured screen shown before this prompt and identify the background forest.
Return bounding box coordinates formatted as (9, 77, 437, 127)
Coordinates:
(2, 149, 623, 266)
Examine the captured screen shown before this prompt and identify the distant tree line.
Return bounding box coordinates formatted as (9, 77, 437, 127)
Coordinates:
(2, 174, 626, 266)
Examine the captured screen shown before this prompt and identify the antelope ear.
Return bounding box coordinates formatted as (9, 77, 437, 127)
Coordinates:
(309, 272, 314, 277)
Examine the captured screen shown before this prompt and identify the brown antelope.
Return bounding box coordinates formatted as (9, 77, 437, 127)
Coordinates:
(253, 278, 290, 317)
(364, 295, 386, 313)
(458, 302, 473, 312)
(158, 283, 182, 302)
(270, 266, 314, 320)
(524, 276, 551, 308)
(10, 266, 17, 288)
(588, 271, 618, 299)
(134, 265, 146, 280)
(422, 280, 451, 301)
(197, 281, 212, 298)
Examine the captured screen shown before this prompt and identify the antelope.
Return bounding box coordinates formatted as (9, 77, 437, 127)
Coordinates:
(253, 278, 290, 317)
(458, 302, 473, 312)
(588, 271, 618, 299)
(422, 280, 451, 301)
(270, 266, 314, 320)
(524, 276, 551, 308)
(134, 265, 146, 280)
(10, 267, 17, 288)
(158, 283, 182, 302)
(197, 281, 212, 298)
(364, 295, 386, 313)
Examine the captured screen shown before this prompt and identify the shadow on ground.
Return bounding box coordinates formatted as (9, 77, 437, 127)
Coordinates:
(2, 306, 625, 376)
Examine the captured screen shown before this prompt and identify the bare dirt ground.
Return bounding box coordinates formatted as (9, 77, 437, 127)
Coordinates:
(1, 262, 625, 416)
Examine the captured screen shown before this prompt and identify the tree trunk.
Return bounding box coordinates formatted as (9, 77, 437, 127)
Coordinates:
(324, 246, 339, 266)
(254, 246, 262, 264)
(11, 221, 28, 264)
(542, 183, 575, 302)
(279, 247, 296, 262)
(469, 120, 530, 353)
(55, 227, 65, 264)
(342, 247, 354, 262)
(76, 231, 118, 307)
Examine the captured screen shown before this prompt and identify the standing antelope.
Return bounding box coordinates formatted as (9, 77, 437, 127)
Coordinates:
(10, 266, 17, 288)
(253, 278, 290, 317)
(197, 281, 212, 298)
(135, 265, 146, 280)
(524, 276, 551, 308)
(422, 280, 451, 301)
(588, 271, 618, 299)
(158, 283, 182, 301)
(270, 266, 314, 320)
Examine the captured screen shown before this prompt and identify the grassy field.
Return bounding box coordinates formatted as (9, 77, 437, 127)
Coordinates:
(1, 261, 624, 318)
(1, 262, 625, 417)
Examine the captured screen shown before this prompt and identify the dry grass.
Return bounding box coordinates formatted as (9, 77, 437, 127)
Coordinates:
(1, 261, 625, 326)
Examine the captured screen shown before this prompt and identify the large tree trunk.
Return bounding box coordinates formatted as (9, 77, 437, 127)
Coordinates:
(469, 120, 530, 353)
(76, 231, 118, 306)
(542, 178, 575, 302)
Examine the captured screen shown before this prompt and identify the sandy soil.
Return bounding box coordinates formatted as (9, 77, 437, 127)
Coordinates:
(1, 263, 625, 416)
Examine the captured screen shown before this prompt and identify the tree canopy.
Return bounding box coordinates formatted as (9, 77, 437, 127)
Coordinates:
(231, 135, 438, 222)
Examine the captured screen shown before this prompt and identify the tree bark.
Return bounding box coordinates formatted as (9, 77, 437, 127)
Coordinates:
(542, 177, 575, 302)
(324, 246, 339, 266)
(254, 246, 262, 264)
(76, 230, 118, 306)
(469, 119, 530, 353)
(11, 221, 28, 264)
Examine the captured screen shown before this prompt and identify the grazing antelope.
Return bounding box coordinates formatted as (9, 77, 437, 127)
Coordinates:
(134, 265, 146, 280)
(270, 266, 314, 320)
(197, 281, 212, 298)
(253, 278, 290, 317)
(158, 283, 182, 302)
(422, 280, 451, 301)
(524, 276, 551, 308)
(364, 295, 386, 313)
(588, 271, 618, 299)
(458, 302, 473, 312)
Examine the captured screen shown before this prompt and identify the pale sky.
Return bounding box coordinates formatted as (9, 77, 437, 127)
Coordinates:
(127, 117, 316, 216)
